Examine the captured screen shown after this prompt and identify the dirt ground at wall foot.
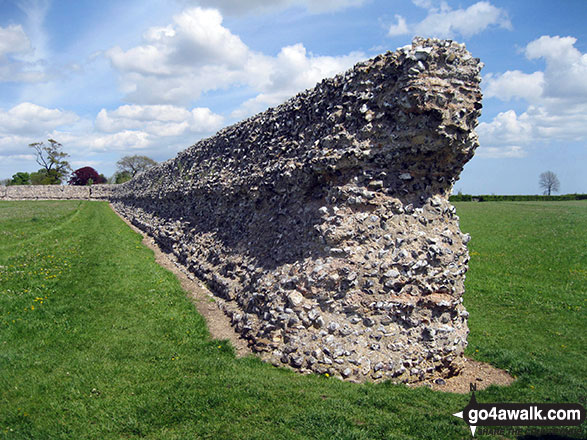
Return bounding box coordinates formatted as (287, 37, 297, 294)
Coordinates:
(110, 205, 515, 394)
(417, 358, 515, 393)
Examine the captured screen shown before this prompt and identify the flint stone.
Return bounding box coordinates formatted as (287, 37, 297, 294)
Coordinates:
(287, 291, 305, 308)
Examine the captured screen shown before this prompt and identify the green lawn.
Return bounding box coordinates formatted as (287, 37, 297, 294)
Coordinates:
(0, 200, 585, 439)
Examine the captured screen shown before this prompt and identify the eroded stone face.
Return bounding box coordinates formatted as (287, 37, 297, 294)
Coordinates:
(0, 184, 114, 200)
(110, 37, 483, 383)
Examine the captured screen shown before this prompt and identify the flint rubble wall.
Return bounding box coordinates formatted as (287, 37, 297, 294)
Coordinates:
(0, 184, 114, 200)
(2, 37, 483, 384)
(110, 37, 483, 383)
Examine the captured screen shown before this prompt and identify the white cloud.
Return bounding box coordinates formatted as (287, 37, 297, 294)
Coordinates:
(179, 0, 367, 16)
(89, 130, 151, 152)
(0, 101, 223, 175)
(33, 103, 227, 160)
(477, 110, 532, 157)
(525, 35, 587, 101)
(263, 43, 359, 95)
(5, 153, 36, 161)
(389, 1, 511, 39)
(478, 103, 587, 156)
(486, 36, 587, 105)
(15, 0, 50, 61)
(478, 110, 532, 144)
(107, 7, 364, 115)
(95, 104, 224, 135)
(476, 145, 526, 159)
(0, 24, 46, 82)
(0, 24, 31, 57)
(108, 8, 250, 75)
(190, 107, 224, 132)
(107, 45, 170, 77)
(0, 134, 39, 157)
(416, 1, 511, 37)
(0, 103, 82, 173)
(0, 103, 79, 136)
(106, 8, 260, 104)
(523, 103, 587, 141)
(388, 15, 409, 37)
(526, 35, 581, 62)
(302, 0, 367, 13)
(484, 71, 544, 102)
(232, 44, 364, 118)
(480, 35, 587, 158)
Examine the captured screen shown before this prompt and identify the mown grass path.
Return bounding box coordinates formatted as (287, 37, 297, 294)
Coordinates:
(0, 201, 585, 439)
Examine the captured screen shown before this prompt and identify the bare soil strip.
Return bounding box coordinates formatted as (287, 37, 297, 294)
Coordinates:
(422, 358, 515, 393)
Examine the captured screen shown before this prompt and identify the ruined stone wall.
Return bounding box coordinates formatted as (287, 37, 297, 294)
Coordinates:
(110, 37, 483, 383)
(0, 184, 115, 200)
(2, 38, 482, 383)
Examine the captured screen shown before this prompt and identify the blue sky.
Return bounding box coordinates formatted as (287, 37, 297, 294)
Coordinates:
(0, 0, 585, 194)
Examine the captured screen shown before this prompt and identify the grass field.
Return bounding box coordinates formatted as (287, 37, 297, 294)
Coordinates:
(0, 200, 585, 439)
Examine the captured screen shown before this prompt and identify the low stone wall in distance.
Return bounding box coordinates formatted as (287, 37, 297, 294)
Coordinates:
(111, 37, 483, 383)
(0, 184, 115, 200)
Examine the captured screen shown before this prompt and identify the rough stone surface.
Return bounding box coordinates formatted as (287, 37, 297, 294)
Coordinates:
(4, 37, 484, 384)
(0, 184, 114, 200)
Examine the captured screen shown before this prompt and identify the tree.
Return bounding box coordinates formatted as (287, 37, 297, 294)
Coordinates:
(539, 171, 560, 196)
(29, 139, 71, 184)
(69, 167, 107, 186)
(9, 172, 31, 185)
(112, 170, 132, 184)
(30, 169, 63, 185)
(116, 155, 157, 178)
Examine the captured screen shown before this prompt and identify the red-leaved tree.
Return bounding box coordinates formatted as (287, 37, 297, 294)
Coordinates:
(69, 167, 106, 186)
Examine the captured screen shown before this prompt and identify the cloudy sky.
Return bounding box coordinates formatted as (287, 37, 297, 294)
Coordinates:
(0, 0, 585, 194)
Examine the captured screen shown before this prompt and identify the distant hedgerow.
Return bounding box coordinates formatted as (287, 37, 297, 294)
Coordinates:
(449, 194, 586, 202)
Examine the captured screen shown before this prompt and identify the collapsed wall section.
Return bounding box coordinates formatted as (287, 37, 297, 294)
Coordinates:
(111, 37, 483, 383)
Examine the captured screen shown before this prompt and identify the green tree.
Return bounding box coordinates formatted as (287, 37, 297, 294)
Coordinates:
(30, 169, 63, 185)
(116, 155, 157, 178)
(9, 172, 31, 185)
(29, 139, 71, 184)
(112, 170, 132, 184)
